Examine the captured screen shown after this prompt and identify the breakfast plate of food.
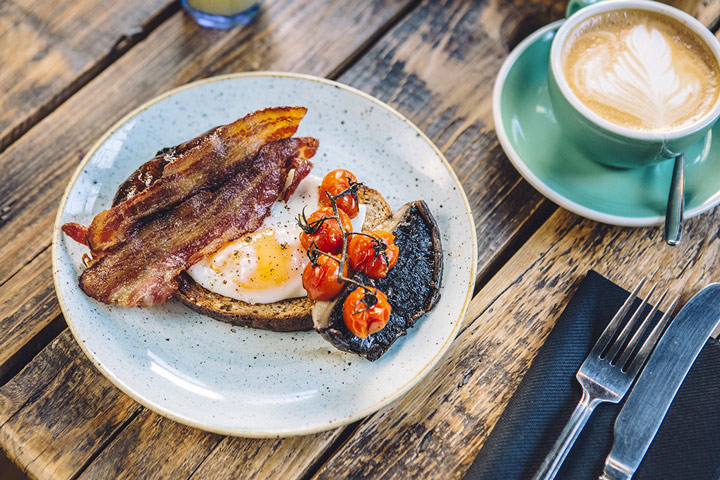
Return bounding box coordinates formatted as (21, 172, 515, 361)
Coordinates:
(53, 72, 476, 436)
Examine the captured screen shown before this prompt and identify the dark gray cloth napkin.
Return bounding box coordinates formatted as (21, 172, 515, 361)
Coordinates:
(465, 271, 720, 480)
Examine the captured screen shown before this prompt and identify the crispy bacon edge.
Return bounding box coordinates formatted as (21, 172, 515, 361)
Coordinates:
(61, 223, 88, 246)
(77, 137, 317, 307)
(83, 106, 307, 255)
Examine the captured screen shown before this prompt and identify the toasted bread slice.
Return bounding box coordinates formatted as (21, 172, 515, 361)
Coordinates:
(175, 187, 393, 332)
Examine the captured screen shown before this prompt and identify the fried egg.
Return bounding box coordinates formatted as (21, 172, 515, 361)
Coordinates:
(187, 174, 366, 304)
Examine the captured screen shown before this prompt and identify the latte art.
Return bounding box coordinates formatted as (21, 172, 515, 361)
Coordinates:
(578, 26, 700, 127)
(563, 10, 720, 132)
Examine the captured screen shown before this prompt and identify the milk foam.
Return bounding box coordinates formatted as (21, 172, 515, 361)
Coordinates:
(563, 10, 720, 132)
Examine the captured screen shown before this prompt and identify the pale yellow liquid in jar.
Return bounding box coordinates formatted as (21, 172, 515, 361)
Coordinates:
(187, 0, 256, 16)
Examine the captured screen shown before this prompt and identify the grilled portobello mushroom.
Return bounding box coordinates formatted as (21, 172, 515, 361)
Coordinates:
(312, 200, 443, 361)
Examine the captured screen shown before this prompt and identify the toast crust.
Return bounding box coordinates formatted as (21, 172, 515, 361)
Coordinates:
(174, 187, 392, 331)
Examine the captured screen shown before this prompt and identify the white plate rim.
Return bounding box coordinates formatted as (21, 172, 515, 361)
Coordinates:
(52, 71, 478, 437)
(492, 20, 720, 227)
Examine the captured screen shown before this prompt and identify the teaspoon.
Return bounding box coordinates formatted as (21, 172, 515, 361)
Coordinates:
(664, 153, 684, 246)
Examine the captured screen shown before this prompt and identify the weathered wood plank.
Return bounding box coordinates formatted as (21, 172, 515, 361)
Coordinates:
(0, 246, 62, 383)
(664, 0, 720, 28)
(80, 414, 342, 480)
(0, 331, 142, 480)
(0, 0, 413, 385)
(312, 208, 720, 480)
(0, 0, 175, 152)
(77, 409, 224, 480)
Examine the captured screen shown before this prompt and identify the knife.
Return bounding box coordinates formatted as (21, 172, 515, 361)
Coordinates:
(599, 283, 720, 480)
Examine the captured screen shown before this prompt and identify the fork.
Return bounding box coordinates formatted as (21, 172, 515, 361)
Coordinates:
(532, 278, 679, 480)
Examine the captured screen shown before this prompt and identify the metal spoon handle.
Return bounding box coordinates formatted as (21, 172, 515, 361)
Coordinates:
(664, 153, 685, 246)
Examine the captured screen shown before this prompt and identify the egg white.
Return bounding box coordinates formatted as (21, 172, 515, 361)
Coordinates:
(187, 174, 366, 304)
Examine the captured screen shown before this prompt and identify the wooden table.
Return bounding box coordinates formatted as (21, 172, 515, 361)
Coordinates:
(2, 0, 720, 478)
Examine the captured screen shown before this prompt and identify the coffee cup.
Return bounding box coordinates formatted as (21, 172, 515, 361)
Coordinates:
(548, 0, 720, 168)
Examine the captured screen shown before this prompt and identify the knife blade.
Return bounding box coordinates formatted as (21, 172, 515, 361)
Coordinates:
(600, 283, 720, 480)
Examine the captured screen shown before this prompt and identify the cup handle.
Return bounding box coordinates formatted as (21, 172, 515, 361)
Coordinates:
(566, 0, 603, 17)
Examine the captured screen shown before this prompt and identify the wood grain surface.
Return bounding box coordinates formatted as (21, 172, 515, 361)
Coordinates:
(663, 0, 720, 26)
(2, 0, 720, 479)
(0, 332, 141, 479)
(0, 0, 175, 152)
(80, 411, 341, 480)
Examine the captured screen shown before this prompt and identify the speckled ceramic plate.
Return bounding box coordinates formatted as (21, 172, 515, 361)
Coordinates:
(53, 72, 476, 437)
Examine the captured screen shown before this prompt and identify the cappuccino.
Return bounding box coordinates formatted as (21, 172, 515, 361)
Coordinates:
(562, 9, 720, 132)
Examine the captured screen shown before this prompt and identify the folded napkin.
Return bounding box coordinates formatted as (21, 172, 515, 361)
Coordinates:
(465, 271, 720, 480)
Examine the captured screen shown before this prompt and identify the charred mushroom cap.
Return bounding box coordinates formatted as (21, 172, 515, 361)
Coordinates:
(312, 200, 443, 361)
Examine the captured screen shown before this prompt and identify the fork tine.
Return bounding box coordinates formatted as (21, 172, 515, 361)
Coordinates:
(626, 294, 681, 377)
(589, 277, 646, 358)
(616, 288, 668, 369)
(606, 283, 657, 362)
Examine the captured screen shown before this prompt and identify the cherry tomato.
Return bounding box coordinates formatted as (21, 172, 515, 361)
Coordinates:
(318, 169, 359, 218)
(343, 287, 392, 339)
(302, 255, 346, 301)
(319, 183, 360, 219)
(347, 230, 399, 279)
(299, 207, 352, 254)
(320, 169, 358, 193)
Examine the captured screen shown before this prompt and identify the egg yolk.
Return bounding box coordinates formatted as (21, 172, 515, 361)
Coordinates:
(209, 230, 295, 290)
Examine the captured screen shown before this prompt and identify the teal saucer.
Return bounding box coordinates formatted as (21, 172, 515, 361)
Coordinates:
(493, 20, 720, 226)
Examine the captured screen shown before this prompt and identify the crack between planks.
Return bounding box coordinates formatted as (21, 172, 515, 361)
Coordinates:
(0, 320, 71, 436)
(68, 405, 146, 480)
(325, 0, 423, 80)
(0, 314, 67, 387)
(457, 243, 551, 339)
(472, 199, 557, 297)
(183, 437, 225, 479)
(0, 242, 51, 290)
(299, 421, 363, 480)
(0, 0, 181, 155)
(710, 14, 720, 34)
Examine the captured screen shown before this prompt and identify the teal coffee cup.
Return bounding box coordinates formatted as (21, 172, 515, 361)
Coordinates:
(548, 0, 720, 168)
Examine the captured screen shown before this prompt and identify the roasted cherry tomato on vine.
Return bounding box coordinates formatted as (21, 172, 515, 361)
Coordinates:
(299, 207, 352, 254)
(347, 230, 399, 279)
(302, 254, 347, 301)
(343, 287, 391, 339)
(318, 169, 360, 218)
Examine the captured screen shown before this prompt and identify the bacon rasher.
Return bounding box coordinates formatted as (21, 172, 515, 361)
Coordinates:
(78, 137, 317, 307)
(85, 106, 307, 254)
